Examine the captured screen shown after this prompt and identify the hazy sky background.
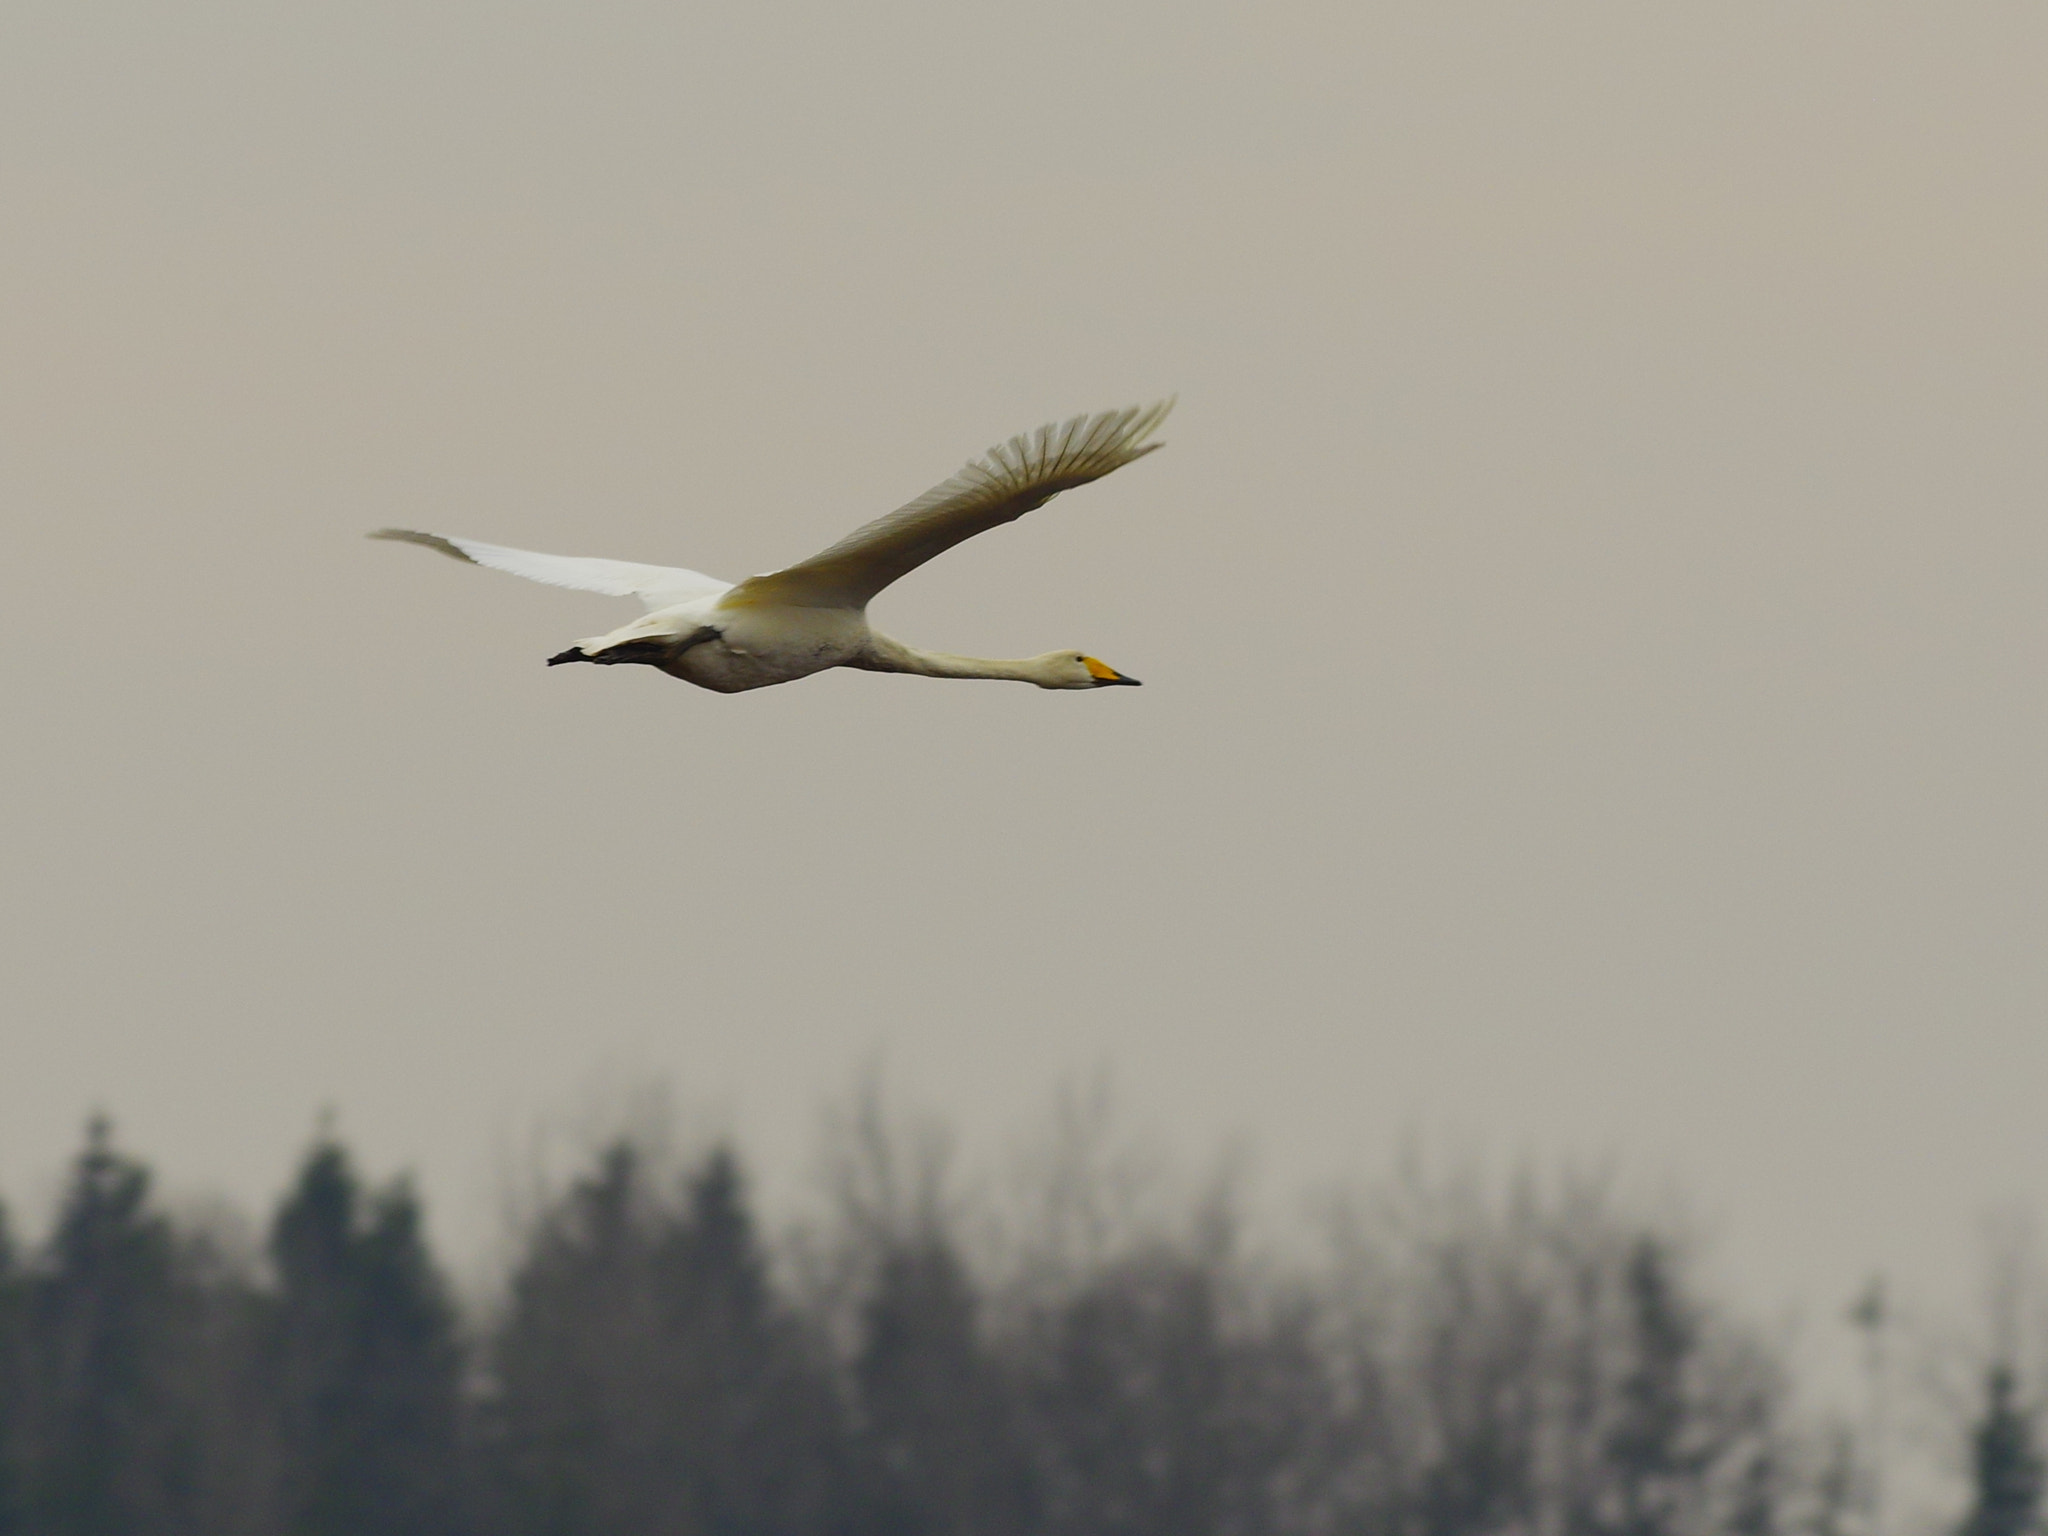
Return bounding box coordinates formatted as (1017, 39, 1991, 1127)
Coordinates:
(4, 0, 2046, 1424)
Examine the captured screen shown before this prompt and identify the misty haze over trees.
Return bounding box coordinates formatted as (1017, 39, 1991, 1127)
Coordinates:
(0, 1103, 2030, 1536)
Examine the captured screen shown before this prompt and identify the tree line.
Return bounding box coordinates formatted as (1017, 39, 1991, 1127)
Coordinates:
(0, 1111, 2032, 1536)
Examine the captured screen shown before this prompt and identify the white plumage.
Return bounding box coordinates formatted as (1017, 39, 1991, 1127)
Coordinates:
(371, 401, 1169, 695)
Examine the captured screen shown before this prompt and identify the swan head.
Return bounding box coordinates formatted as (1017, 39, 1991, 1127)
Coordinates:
(1037, 651, 1141, 689)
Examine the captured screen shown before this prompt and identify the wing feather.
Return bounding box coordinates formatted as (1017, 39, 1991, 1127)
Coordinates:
(368, 529, 730, 611)
(728, 399, 1172, 610)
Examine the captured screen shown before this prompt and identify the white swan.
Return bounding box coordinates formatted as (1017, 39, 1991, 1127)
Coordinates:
(371, 401, 1170, 695)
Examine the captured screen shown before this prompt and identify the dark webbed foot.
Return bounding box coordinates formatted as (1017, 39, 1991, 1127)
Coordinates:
(546, 648, 590, 666)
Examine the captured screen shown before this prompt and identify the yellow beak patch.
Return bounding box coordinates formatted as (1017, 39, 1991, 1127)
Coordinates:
(1082, 656, 1122, 682)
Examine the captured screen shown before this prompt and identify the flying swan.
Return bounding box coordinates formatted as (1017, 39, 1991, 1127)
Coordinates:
(370, 400, 1170, 695)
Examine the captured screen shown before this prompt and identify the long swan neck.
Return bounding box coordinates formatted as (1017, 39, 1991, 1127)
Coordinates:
(860, 634, 1052, 683)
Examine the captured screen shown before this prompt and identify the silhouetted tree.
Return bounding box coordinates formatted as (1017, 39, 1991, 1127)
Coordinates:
(1018, 1243, 1320, 1536)
(484, 1141, 645, 1536)
(1606, 1236, 1776, 1536)
(0, 1199, 23, 1536)
(17, 1119, 203, 1536)
(1960, 1364, 2042, 1536)
(267, 1139, 464, 1536)
(1409, 1235, 1547, 1536)
(852, 1231, 1030, 1536)
(1600, 1237, 1705, 1536)
(486, 1142, 845, 1536)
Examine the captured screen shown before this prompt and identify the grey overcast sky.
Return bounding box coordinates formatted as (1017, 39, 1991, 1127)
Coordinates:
(3, 0, 2046, 1385)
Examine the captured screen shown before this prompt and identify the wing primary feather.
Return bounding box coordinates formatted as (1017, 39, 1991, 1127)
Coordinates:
(1072, 409, 1112, 465)
(1059, 410, 1095, 470)
(369, 528, 475, 563)
(1053, 414, 1079, 472)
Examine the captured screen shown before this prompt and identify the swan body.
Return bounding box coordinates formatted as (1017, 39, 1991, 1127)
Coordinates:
(372, 401, 1168, 695)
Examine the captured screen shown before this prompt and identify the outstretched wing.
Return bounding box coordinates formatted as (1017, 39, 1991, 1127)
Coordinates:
(368, 529, 731, 612)
(728, 399, 1172, 610)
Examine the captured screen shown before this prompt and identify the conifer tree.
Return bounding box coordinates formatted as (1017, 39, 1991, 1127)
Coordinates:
(0, 1198, 22, 1536)
(487, 1142, 845, 1536)
(268, 1138, 464, 1536)
(1023, 1248, 1308, 1536)
(484, 1141, 651, 1536)
(852, 1231, 1027, 1536)
(19, 1118, 197, 1536)
(1960, 1364, 2042, 1536)
(1603, 1236, 1700, 1536)
(649, 1148, 844, 1535)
